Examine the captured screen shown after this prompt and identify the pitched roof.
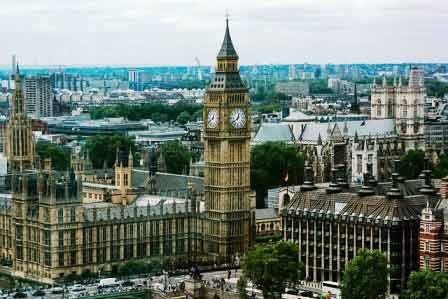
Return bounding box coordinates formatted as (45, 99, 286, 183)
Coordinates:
(286, 181, 429, 222)
(217, 19, 238, 59)
(132, 169, 204, 193)
(299, 119, 396, 143)
(253, 123, 295, 144)
(256, 208, 279, 220)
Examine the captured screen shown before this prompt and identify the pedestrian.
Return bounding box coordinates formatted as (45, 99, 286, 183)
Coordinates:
(227, 269, 231, 279)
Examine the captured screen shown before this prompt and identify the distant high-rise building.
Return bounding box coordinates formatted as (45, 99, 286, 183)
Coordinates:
(11, 55, 16, 76)
(24, 76, 54, 118)
(288, 65, 297, 80)
(128, 69, 142, 91)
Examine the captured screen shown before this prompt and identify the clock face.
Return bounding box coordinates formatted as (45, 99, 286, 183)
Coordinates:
(207, 109, 219, 128)
(229, 108, 246, 129)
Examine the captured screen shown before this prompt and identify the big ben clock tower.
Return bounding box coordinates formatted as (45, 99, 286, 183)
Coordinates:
(203, 18, 252, 263)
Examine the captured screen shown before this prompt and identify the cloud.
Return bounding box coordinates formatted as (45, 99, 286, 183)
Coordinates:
(0, 0, 446, 66)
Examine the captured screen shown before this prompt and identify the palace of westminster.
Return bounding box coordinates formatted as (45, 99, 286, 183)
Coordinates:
(0, 21, 255, 283)
(0, 20, 447, 297)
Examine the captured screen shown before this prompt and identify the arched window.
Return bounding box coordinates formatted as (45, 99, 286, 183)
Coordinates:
(414, 100, 418, 118)
(376, 99, 382, 116)
(402, 99, 407, 118)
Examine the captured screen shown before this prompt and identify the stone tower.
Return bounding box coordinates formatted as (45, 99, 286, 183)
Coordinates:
(203, 19, 252, 263)
(114, 147, 133, 204)
(6, 65, 35, 172)
(371, 67, 425, 150)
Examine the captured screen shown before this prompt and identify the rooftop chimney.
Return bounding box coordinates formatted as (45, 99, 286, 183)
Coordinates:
(336, 164, 349, 190)
(326, 168, 342, 194)
(419, 158, 436, 195)
(301, 166, 316, 192)
(358, 172, 375, 197)
(386, 160, 403, 199)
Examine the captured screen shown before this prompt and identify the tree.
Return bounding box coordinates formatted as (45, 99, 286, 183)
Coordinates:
(341, 249, 388, 299)
(36, 141, 70, 171)
(400, 150, 426, 179)
(251, 142, 304, 207)
(176, 111, 192, 125)
(90, 102, 203, 122)
(402, 270, 448, 299)
(83, 135, 137, 169)
(425, 79, 448, 98)
(243, 241, 304, 299)
(433, 153, 448, 178)
(118, 260, 151, 277)
(159, 140, 192, 174)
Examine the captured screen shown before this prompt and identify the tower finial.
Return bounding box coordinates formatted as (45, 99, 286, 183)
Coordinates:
(217, 11, 238, 59)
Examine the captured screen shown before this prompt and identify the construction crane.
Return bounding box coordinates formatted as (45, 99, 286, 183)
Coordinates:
(195, 57, 203, 81)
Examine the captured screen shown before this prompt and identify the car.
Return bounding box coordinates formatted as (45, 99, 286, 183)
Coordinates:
(51, 287, 64, 294)
(13, 292, 27, 298)
(285, 288, 299, 295)
(299, 290, 314, 298)
(121, 281, 134, 287)
(32, 290, 46, 297)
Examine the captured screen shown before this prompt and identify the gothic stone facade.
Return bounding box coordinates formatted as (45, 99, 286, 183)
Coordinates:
(0, 21, 255, 284)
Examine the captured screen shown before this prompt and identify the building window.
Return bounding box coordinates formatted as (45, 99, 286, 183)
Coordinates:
(376, 99, 382, 116)
(58, 252, 64, 267)
(124, 174, 128, 186)
(402, 99, 407, 118)
(425, 224, 431, 232)
(58, 209, 64, 224)
(424, 257, 430, 269)
(59, 231, 64, 249)
(70, 208, 76, 222)
(424, 241, 430, 252)
(356, 155, 362, 174)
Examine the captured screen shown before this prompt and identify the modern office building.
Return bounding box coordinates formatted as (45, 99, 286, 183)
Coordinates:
(24, 76, 53, 118)
(275, 81, 310, 96)
(282, 165, 438, 295)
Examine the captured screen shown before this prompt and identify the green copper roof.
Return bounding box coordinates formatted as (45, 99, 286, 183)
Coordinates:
(217, 19, 238, 59)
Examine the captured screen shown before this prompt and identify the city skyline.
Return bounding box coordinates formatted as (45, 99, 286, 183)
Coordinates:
(1, 0, 448, 67)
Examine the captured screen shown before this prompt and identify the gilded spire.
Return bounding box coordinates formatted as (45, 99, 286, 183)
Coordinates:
(217, 17, 238, 59)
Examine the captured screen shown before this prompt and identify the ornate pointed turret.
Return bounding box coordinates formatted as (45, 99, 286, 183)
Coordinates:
(210, 18, 245, 92)
(217, 18, 238, 59)
(6, 64, 35, 172)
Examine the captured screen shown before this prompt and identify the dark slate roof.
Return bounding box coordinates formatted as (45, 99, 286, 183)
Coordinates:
(217, 19, 238, 59)
(132, 169, 204, 193)
(253, 123, 295, 144)
(299, 119, 395, 143)
(256, 208, 279, 220)
(286, 185, 428, 222)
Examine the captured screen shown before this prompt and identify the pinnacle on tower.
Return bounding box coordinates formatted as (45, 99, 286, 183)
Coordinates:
(217, 17, 238, 59)
(12, 63, 25, 116)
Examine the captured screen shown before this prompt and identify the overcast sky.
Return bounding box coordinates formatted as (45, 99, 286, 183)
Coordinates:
(1, 0, 447, 67)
